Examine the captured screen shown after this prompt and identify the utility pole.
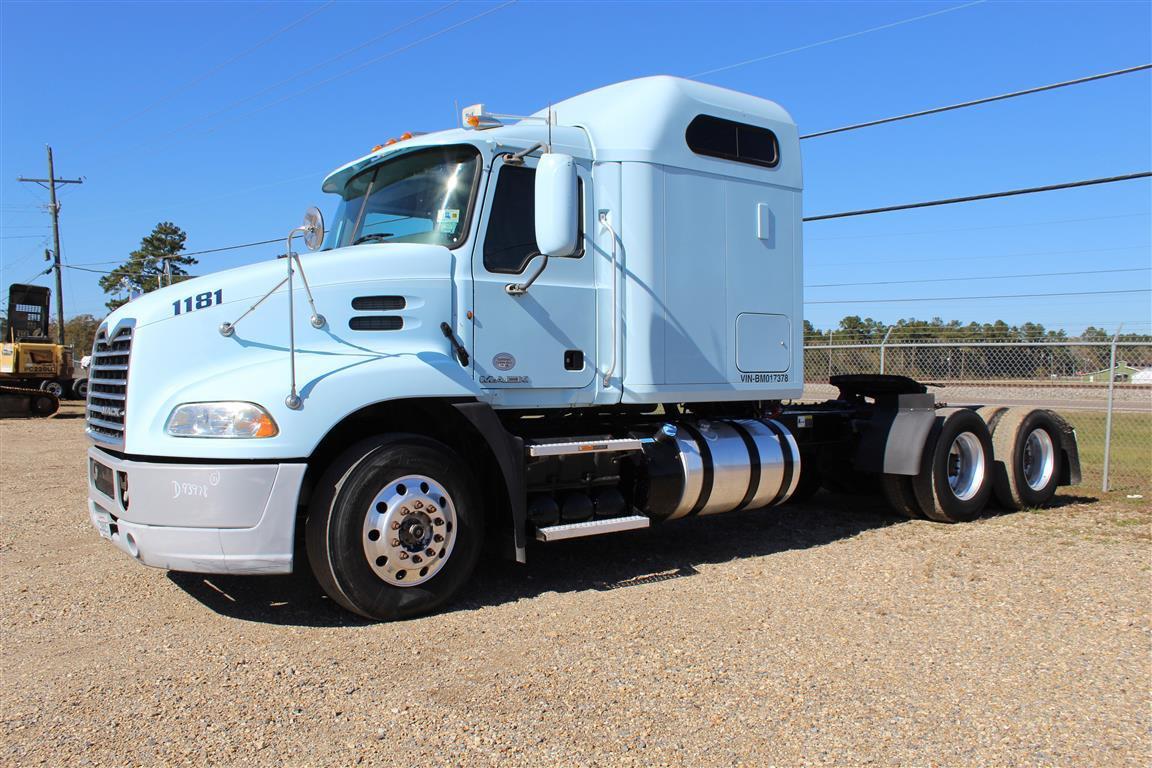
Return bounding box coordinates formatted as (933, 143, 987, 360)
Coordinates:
(17, 145, 83, 345)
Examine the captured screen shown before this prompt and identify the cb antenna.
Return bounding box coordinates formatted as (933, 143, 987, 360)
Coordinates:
(547, 102, 552, 152)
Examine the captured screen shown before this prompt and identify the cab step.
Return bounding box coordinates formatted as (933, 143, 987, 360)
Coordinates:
(535, 515, 650, 542)
(526, 437, 652, 458)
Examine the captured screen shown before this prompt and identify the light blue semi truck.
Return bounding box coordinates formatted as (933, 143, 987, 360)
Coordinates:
(86, 77, 1080, 620)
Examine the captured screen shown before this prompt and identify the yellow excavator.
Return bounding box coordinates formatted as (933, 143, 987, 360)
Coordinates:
(0, 284, 78, 417)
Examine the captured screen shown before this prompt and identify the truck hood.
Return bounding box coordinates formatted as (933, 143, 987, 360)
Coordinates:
(101, 242, 454, 335)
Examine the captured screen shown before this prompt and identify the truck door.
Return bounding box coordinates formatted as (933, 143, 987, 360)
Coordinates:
(471, 157, 596, 398)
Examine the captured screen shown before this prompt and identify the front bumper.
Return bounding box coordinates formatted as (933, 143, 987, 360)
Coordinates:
(87, 446, 307, 575)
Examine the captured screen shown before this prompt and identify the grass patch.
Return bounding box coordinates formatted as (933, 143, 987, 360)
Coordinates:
(1057, 410, 1151, 492)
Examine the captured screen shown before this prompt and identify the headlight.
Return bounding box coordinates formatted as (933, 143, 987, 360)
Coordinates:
(165, 402, 279, 438)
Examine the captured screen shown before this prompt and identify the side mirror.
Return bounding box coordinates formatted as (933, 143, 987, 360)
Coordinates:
(534, 153, 578, 257)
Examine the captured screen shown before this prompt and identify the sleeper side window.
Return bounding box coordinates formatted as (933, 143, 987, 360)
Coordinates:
(483, 165, 584, 274)
(686, 115, 779, 168)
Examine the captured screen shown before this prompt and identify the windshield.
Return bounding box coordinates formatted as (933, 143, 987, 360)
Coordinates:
(324, 145, 483, 250)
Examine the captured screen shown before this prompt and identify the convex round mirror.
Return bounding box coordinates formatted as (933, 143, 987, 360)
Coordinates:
(302, 206, 325, 251)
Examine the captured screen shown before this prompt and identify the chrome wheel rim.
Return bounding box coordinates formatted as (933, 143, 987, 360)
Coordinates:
(1022, 428, 1055, 491)
(946, 432, 985, 501)
(362, 474, 456, 587)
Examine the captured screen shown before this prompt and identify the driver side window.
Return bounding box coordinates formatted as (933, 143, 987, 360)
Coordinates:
(483, 165, 583, 274)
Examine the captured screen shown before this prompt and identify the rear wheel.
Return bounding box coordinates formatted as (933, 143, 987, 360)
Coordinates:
(881, 474, 922, 518)
(72, 378, 89, 399)
(305, 435, 484, 621)
(988, 408, 1065, 510)
(912, 409, 994, 523)
(39, 380, 65, 398)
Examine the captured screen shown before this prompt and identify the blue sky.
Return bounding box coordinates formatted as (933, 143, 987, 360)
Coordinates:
(1, 0, 1149, 335)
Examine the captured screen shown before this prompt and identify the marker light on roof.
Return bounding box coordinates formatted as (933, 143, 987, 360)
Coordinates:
(400, 132, 412, 140)
(461, 103, 502, 130)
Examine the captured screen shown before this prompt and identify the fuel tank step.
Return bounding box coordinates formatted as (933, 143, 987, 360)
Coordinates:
(535, 515, 650, 542)
(527, 437, 653, 457)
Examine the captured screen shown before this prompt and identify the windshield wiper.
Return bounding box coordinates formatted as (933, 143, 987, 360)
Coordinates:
(352, 233, 394, 246)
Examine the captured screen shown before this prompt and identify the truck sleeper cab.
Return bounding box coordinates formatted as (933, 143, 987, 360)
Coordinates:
(86, 77, 1081, 621)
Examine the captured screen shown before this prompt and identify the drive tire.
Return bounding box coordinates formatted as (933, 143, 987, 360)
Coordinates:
(784, 452, 821, 504)
(306, 434, 483, 621)
(912, 408, 994, 523)
(72, 378, 89, 400)
(881, 474, 922, 519)
(987, 408, 1065, 510)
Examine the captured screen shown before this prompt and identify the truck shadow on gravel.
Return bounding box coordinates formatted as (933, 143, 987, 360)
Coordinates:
(167, 491, 1094, 627)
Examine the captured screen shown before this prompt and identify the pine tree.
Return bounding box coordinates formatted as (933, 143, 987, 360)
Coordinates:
(99, 222, 196, 310)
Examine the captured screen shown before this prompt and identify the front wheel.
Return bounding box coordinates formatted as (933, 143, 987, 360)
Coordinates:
(305, 435, 484, 621)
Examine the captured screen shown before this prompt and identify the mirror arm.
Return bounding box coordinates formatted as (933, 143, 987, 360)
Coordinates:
(501, 143, 543, 167)
(505, 253, 548, 296)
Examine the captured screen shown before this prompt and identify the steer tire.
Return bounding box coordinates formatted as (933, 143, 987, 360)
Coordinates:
(881, 474, 923, 519)
(987, 408, 1065, 510)
(911, 409, 994, 523)
(305, 434, 483, 622)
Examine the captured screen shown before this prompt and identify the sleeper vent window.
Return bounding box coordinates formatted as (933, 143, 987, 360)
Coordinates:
(685, 115, 779, 168)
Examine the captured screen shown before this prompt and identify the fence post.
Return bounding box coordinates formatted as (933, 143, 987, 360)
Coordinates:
(879, 327, 893, 375)
(827, 332, 833, 380)
(1101, 326, 1122, 493)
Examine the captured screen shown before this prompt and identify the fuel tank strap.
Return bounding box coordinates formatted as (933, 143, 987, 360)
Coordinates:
(677, 422, 713, 517)
(760, 419, 795, 507)
(728, 420, 761, 512)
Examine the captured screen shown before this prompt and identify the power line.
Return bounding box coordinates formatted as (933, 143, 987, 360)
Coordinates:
(691, 0, 985, 78)
(806, 211, 1150, 242)
(806, 266, 1152, 289)
(63, 265, 113, 275)
(811, 244, 1150, 269)
(134, 2, 458, 150)
(805, 288, 1152, 305)
(123, 2, 461, 154)
(91, 1, 336, 138)
(801, 63, 1151, 139)
(164, 1, 518, 142)
(803, 172, 1152, 222)
(182, 238, 284, 257)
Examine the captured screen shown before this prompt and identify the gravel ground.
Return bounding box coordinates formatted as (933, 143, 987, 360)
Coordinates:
(2, 406, 1149, 767)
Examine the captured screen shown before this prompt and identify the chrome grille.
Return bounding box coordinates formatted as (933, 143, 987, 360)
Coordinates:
(87, 326, 132, 446)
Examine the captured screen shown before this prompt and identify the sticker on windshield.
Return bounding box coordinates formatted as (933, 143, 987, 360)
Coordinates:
(437, 208, 460, 234)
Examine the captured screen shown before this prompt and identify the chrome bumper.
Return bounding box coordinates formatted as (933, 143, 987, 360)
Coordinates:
(86, 446, 307, 575)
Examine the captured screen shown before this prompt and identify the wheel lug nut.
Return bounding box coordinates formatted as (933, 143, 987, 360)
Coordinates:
(390, 521, 400, 530)
(425, 548, 435, 557)
(433, 534, 444, 543)
(391, 539, 400, 547)
(413, 500, 424, 509)
(398, 552, 409, 560)
(433, 518, 444, 526)
(412, 555, 422, 564)
(426, 505, 437, 514)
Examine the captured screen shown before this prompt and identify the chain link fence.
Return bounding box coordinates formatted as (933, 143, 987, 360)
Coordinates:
(802, 337, 1152, 493)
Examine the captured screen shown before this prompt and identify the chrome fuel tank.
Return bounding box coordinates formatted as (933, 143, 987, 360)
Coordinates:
(643, 419, 800, 519)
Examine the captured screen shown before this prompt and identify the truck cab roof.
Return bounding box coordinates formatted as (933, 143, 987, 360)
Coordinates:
(322, 76, 800, 195)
